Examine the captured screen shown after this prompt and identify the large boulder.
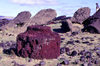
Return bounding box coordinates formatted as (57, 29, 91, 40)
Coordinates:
(83, 9, 100, 33)
(71, 7, 90, 24)
(61, 19, 82, 35)
(30, 9, 57, 25)
(13, 11, 31, 24)
(61, 19, 72, 32)
(16, 25, 60, 59)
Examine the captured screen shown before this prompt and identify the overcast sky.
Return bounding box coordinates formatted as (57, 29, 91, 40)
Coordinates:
(0, 0, 100, 17)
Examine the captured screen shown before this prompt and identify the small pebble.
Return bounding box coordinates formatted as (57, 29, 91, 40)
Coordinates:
(67, 41, 74, 45)
(39, 61, 46, 66)
(60, 47, 66, 54)
(82, 41, 90, 44)
(28, 58, 32, 62)
(75, 40, 80, 43)
(65, 47, 70, 52)
(61, 38, 65, 40)
(70, 51, 77, 56)
(61, 60, 69, 65)
(80, 56, 85, 62)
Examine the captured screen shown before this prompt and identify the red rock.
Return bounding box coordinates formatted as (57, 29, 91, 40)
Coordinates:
(16, 25, 60, 59)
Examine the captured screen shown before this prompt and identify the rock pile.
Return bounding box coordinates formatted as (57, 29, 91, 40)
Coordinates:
(16, 25, 60, 59)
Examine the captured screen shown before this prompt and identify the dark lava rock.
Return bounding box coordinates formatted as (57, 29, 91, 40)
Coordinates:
(0, 41, 16, 49)
(61, 20, 71, 32)
(80, 64, 84, 66)
(67, 50, 77, 56)
(16, 25, 60, 59)
(96, 51, 100, 57)
(71, 7, 90, 24)
(60, 47, 66, 54)
(13, 11, 31, 24)
(72, 60, 78, 64)
(60, 60, 69, 65)
(39, 61, 46, 66)
(3, 49, 12, 55)
(84, 51, 92, 58)
(28, 58, 32, 62)
(61, 38, 65, 40)
(70, 51, 77, 56)
(65, 47, 70, 52)
(12, 61, 26, 66)
(60, 47, 70, 54)
(53, 15, 67, 21)
(67, 41, 74, 45)
(80, 56, 85, 62)
(82, 41, 90, 44)
(30, 9, 57, 25)
(71, 32, 79, 36)
(75, 40, 80, 43)
(91, 58, 99, 64)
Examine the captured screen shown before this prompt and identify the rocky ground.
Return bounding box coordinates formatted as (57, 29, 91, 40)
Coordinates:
(0, 23, 100, 66)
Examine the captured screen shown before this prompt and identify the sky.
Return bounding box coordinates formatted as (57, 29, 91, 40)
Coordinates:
(0, 0, 100, 17)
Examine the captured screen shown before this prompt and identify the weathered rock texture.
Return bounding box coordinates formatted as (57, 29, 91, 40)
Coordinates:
(30, 9, 57, 25)
(16, 25, 60, 59)
(71, 7, 90, 24)
(83, 9, 100, 33)
(13, 11, 31, 24)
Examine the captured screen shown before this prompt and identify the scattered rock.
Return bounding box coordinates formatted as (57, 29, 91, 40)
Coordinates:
(0, 41, 16, 49)
(96, 51, 100, 57)
(60, 47, 70, 54)
(60, 47, 66, 54)
(82, 41, 90, 44)
(80, 56, 85, 62)
(70, 50, 77, 56)
(60, 60, 69, 65)
(67, 41, 74, 45)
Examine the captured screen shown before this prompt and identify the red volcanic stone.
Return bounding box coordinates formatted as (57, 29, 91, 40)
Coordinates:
(16, 25, 60, 59)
